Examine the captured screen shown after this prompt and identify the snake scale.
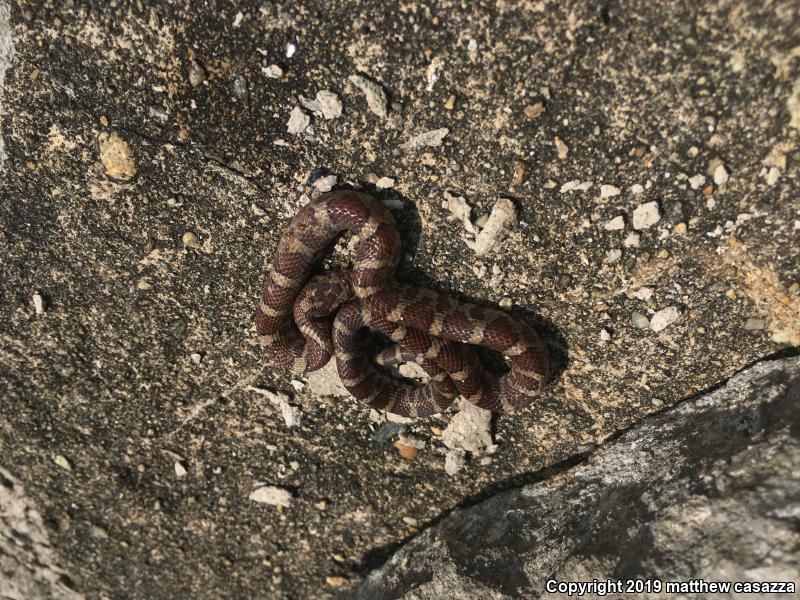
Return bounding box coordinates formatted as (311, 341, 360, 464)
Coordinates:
(256, 190, 548, 417)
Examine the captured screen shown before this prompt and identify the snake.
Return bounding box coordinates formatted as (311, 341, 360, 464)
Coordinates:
(255, 190, 549, 417)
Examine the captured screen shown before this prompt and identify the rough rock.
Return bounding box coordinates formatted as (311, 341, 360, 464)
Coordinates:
(356, 357, 800, 599)
(0, 467, 83, 599)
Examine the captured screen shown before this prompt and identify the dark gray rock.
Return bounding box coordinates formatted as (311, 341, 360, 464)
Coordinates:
(355, 357, 800, 599)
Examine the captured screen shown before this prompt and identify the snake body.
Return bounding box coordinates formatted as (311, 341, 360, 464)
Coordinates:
(256, 190, 548, 417)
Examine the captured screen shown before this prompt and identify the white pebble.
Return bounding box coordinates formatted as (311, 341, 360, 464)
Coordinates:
(249, 486, 292, 507)
(375, 177, 395, 189)
(314, 175, 338, 192)
(600, 328, 611, 341)
(632, 201, 661, 230)
(262, 64, 283, 78)
(604, 215, 625, 231)
(688, 174, 706, 190)
(560, 180, 579, 193)
(468, 198, 517, 255)
(623, 232, 640, 247)
(444, 449, 466, 476)
(190, 353, 202, 364)
(631, 312, 650, 329)
(633, 287, 653, 300)
(285, 43, 297, 58)
(650, 306, 681, 332)
(606, 249, 622, 263)
(232, 11, 243, 27)
(599, 184, 621, 198)
(630, 183, 644, 194)
(32, 292, 45, 314)
(765, 167, 780, 186)
(287, 106, 310, 134)
(174, 461, 188, 478)
(713, 164, 729, 185)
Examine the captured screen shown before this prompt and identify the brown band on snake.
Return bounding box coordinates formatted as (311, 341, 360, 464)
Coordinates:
(256, 190, 549, 416)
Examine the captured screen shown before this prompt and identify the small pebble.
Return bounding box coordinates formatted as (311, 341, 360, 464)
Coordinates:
(233, 75, 248, 101)
(99, 133, 136, 180)
(32, 292, 45, 314)
(744, 318, 765, 331)
(560, 180, 579, 193)
(174, 461, 188, 477)
(511, 159, 529, 185)
(349, 74, 388, 118)
(300, 90, 342, 120)
(397, 432, 426, 450)
(599, 184, 620, 198)
(441, 399, 493, 453)
(401, 128, 449, 150)
(469, 198, 517, 255)
(313, 175, 338, 192)
(600, 328, 611, 341)
(287, 106, 310, 134)
(375, 176, 395, 189)
(394, 441, 419, 460)
(688, 174, 706, 190)
(188, 61, 205, 86)
(251, 204, 266, 217)
(523, 102, 544, 119)
(630, 183, 644, 194)
(650, 306, 681, 332)
(606, 249, 622, 263)
(262, 64, 283, 78)
(53, 454, 72, 470)
(190, 353, 202, 364)
(443, 95, 456, 110)
(402, 516, 418, 527)
(444, 449, 466, 476)
(182, 232, 200, 249)
(765, 167, 780, 186)
(632, 201, 661, 230)
(285, 43, 297, 58)
(713, 164, 729, 185)
(249, 486, 292, 507)
(604, 216, 625, 231)
(673, 222, 687, 235)
(631, 312, 650, 329)
(623, 232, 641, 248)
(325, 577, 348, 588)
(499, 297, 512, 309)
(554, 136, 569, 159)
(99, 115, 109, 127)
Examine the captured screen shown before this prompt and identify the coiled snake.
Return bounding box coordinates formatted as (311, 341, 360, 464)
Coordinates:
(255, 191, 548, 417)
